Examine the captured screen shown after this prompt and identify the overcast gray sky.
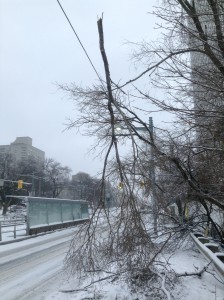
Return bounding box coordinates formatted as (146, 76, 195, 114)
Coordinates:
(0, 0, 161, 177)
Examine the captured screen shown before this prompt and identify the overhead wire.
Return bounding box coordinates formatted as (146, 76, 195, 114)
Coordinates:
(56, 0, 105, 87)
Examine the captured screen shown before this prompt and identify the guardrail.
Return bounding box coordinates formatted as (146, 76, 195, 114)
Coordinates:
(190, 232, 224, 282)
(0, 218, 26, 241)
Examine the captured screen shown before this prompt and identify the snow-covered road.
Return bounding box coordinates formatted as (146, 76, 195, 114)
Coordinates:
(0, 229, 74, 300)
(0, 222, 223, 300)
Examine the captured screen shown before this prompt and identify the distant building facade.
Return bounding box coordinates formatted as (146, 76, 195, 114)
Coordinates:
(0, 137, 45, 163)
(187, 1, 224, 236)
(188, 0, 224, 113)
(186, 0, 224, 150)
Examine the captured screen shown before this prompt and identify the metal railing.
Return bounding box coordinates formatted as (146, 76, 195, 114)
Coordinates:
(0, 217, 26, 241)
(190, 232, 224, 282)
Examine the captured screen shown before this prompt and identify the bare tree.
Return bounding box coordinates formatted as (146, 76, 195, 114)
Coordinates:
(130, 0, 224, 238)
(0, 155, 42, 213)
(43, 158, 71, 198)
(61, 0, 224, 294)
(70, 172, 102, 206)
(0, 153, 17, 180)
(59, 19, 189, 299)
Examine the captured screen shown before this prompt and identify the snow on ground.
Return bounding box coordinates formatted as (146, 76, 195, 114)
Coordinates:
(8, 236, 222, 300)
(169, 247, 224, 300)
(0, 209, 27, 242)
(0, 208, 224, 299)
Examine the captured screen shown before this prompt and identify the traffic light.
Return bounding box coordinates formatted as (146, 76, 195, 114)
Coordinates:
(140, 180, 145, 188)
(185, 204, 189, 219)
(18, 180, 23, 189)
(118, 182, 123, 190)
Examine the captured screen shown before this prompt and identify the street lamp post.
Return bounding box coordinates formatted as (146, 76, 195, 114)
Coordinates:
(116, 117, 157, 234)
(148, 117, 157, 235)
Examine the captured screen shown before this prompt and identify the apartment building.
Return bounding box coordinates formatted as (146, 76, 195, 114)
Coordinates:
(0, 137, 45, 163)
(188, 0, 224, 112)
(187, 0, 224, 234)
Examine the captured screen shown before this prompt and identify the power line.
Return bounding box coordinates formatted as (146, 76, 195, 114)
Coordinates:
(56, 0, 104, 86)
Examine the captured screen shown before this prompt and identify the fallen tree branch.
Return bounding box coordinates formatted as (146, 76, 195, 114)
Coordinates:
(156, 271, 172, 300)
(60, 274, 116, 293)
(177, 261, 211, 277)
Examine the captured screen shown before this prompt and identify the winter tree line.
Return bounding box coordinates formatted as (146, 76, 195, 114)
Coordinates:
(0, 153, 104, 214)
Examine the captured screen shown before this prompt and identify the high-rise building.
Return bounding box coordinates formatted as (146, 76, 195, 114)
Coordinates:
(187, 1, 224, 236)
(0, 137, 45, 163)
(187, 0, 224, 145)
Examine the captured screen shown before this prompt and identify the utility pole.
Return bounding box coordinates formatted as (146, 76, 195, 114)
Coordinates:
(114, 116, 158, 233)
(149, 117, 157, 235)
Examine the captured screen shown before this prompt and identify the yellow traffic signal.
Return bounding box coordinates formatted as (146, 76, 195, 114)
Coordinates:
(18, 180, 23, 189)
(185, 204, 189, 219)
(118, 182, 123, 190)
(140, 181, 145, 188)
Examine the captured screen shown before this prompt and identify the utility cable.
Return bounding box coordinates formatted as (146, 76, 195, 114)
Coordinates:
(56, 0, 105, 86)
